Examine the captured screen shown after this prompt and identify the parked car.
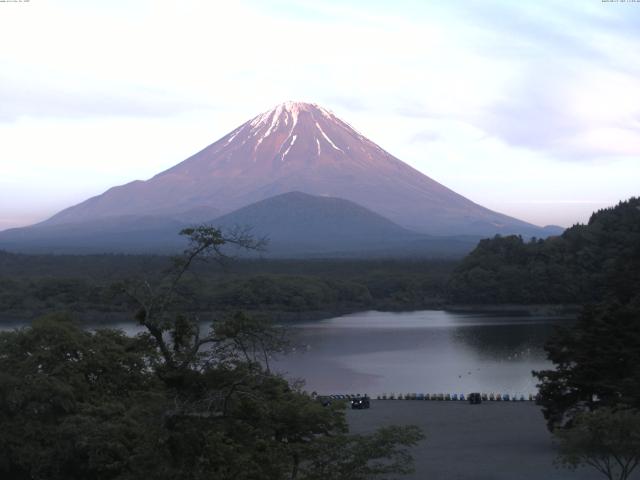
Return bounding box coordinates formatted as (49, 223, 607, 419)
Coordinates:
(468, 392, 482, 405)
(351, 396, 370, 409)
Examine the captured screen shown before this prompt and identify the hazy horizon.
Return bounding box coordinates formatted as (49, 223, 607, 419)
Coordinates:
(1, 1, 639, 231)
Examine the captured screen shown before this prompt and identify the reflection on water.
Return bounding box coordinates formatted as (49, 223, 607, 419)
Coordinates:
(271, 310, 569, 395)
(1, 310, 570, 396)
(0, 320, 148, 336)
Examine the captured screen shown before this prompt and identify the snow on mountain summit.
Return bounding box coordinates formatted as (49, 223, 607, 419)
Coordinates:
(42, 101, 545, 237)
(213, 101, 363, 165)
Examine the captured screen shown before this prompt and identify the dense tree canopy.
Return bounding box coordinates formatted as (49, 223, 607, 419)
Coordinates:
(534, 300, 640, 430)
(523, 199, 640, 430)
(521, 200, 640, 478)
(0, 227, 424, 480)
(0, 314, 163, 479)
(448, 197, 640, 305)
(0, 254, 454, 323)
(445, 198, 640, 476)
(554, 407, 640, 480)
(0, 314, 423, 480)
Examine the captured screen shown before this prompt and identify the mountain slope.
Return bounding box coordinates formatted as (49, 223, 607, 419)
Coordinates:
(0, 215, 188, 254)
(212, 191, 479, 257)
(40, 101, 556, 237)
(211, 191, 429, 256)
(0, 192, 478, 256)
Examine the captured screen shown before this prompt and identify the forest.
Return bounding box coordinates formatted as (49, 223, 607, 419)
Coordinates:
(0, 228, 425, 479)
(1, 199, 639, 479)
(2, 198, 639, 324)
(448, 197, 640, 305)
(0, 254, 455, 323)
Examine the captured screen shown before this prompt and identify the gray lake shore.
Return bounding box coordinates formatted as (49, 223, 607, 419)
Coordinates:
(347, 400, 612, 480)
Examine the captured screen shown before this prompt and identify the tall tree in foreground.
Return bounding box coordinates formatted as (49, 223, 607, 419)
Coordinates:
(0, 226, 424, 480)
(535, 301, 640, 480)
(0, 314, 163, 480)
(555, 408, 640, 480)
(534, 301, 640, 430)
(531, 198, 640, 479)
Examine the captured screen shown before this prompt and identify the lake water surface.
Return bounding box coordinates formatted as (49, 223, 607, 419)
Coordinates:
(1, 310, 569, 397)
(271, 310, 569, 396)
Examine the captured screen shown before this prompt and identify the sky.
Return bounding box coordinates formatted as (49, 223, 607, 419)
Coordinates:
(1, 0, 639, 230)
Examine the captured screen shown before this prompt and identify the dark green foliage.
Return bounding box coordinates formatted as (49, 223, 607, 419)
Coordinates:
(0, 314, 163, 480)
(534, 301, 640, 430)
(0, 314, 423, 480)
(449, 234, 585, 304)
(528, 199, 640, 480)
(554, 408, 640, 480)
(0, 256, 455, 323)
(210, 275, 373, 311)
(300, 425, 424, 480)
(0, 226, 423, 479)
(449, 197, 640, 305)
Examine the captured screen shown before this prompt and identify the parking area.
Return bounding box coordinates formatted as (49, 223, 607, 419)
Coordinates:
(346, 400, 605, 480)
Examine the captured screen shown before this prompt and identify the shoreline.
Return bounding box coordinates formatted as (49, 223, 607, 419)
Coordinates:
(0, 303, 580, 326)
(443, 303, 580, 317)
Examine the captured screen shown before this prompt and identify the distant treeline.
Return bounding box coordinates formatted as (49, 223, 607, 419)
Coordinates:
(0, 255, 455, 322)
(3, 198, 638, 321)
(448, 197, 640, 305)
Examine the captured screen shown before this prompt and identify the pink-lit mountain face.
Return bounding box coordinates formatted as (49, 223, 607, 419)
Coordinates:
(45, 102, 544, 236)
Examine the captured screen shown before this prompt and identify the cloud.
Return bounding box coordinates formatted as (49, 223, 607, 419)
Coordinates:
(379, 1, 640, 161)
(447, 0, 640, 69)
(323, 96, 369, 113)
(0, 64, 212, 122)
(0, 0, 638, 229)
(395, 102, 444, 120)
(478, 63, 640, 160)
(410, 130, 442, 143)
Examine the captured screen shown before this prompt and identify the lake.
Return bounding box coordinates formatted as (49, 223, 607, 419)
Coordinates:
(0, 309, 569, 397)
(271, 310, 569, 397)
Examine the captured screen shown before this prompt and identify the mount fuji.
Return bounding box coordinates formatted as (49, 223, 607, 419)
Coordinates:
(0, 101, 561, 255)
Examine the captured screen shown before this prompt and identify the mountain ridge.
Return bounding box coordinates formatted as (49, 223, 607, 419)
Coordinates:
(0, 191, 479, 256)
(39, 101, 558, 237)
